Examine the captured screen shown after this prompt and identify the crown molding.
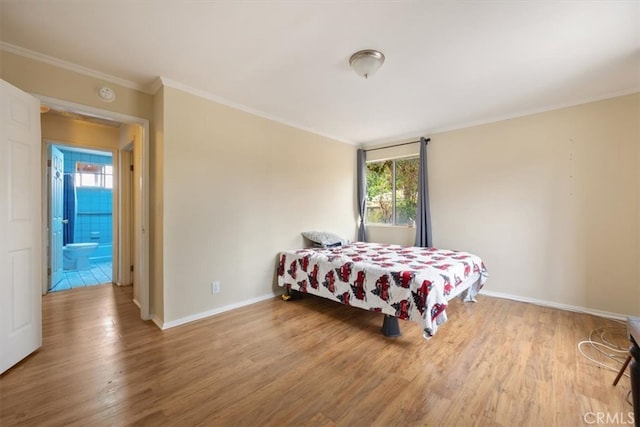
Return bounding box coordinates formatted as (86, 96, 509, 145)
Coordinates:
(1, 42, 353, 144)
(148, 77, 164, 95)
(360, 87, 640, 147)
(158, 76, 355, 146)
(430, 87, 640, 135)
(0, 41, 154, 94)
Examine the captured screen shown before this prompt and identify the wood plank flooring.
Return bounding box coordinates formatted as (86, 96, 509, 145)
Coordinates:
(0, 284, 633, 426)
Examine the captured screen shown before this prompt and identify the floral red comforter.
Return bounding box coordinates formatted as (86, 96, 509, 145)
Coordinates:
(277, 242, 488, 337)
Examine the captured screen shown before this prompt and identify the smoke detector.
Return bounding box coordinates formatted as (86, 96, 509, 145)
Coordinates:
(98, 86, 116, 103)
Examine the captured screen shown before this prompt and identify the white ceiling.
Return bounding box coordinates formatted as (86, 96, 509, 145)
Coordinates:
(1, 1, 638, 146)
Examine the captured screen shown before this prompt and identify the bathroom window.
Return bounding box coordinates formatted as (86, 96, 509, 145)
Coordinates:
(75, 162, 113, 189)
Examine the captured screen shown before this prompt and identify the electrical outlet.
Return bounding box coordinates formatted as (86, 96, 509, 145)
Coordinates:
(211, 280, 221, 294)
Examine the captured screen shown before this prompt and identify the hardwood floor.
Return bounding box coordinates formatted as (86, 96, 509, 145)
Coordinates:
(0, 284, 632, 426)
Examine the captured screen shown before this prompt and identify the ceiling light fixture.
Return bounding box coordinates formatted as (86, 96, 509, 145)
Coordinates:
(349, 49, 385, 79)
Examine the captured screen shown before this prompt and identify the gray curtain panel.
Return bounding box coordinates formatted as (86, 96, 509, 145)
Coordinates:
(415, 137, 432, 247)
(357, 149, 367, 241)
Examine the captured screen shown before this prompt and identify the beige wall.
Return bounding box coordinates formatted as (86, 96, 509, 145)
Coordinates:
(2, 51, 157, 318)
(159, 86, 357, 323)
(370, 93, 640, 316)
(41, 114, 120, 150)
(367, 224, 416, 246)
(151, 87, 165, 321)
(1, 51, 153, 120)
(3, 51, 357, 326)
(7, 48, 637, 322)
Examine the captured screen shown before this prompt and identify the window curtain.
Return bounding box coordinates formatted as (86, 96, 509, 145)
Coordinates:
(63, 173, 76, 245)
(414, 137, 432, 247)
(357, 149, 367, 241)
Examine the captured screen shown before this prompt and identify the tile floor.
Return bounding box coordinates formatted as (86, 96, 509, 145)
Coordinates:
(49, 261, 112, 292)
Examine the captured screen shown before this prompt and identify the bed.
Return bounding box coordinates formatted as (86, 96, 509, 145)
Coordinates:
(277, 241, 488, 339)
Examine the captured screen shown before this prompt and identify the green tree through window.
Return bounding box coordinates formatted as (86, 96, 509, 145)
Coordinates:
(366, 157, 419, 225)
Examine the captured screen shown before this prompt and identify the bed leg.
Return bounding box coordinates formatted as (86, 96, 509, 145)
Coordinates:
(281, 288, 302, 301)
(381, 315, 401, 337)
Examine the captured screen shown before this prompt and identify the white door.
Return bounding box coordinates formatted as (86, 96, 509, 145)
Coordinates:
(48, 146, 64, 290)
(0, 79, 42, 374)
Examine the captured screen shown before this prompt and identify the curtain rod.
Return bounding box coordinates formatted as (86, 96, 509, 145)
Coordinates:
(364, 137, 430, 152)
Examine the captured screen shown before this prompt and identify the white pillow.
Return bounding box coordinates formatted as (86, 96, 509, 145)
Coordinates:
(301, 231, 347, 247)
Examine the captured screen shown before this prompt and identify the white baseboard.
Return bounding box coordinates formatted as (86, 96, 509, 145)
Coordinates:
(479, 289, 628, 321)
(150, 314, 164, 330)
(132, 298, 141, 309)
(149, 289, 627, 330)
(156, 292, 281, 330)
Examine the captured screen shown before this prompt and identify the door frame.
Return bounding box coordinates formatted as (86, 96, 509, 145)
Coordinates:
(37, 95, 150, 321)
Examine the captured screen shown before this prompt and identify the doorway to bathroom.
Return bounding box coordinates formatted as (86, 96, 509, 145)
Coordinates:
(38, 95, 150, 321)
(48, 145, 114, 292)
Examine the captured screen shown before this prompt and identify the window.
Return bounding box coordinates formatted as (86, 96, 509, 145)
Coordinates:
(366, 157, 419, 225)
(75, 162, 113, 189)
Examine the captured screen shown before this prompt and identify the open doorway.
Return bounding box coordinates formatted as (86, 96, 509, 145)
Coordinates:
(38, 97, 150, 320)
(47, 143, 115, 292)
